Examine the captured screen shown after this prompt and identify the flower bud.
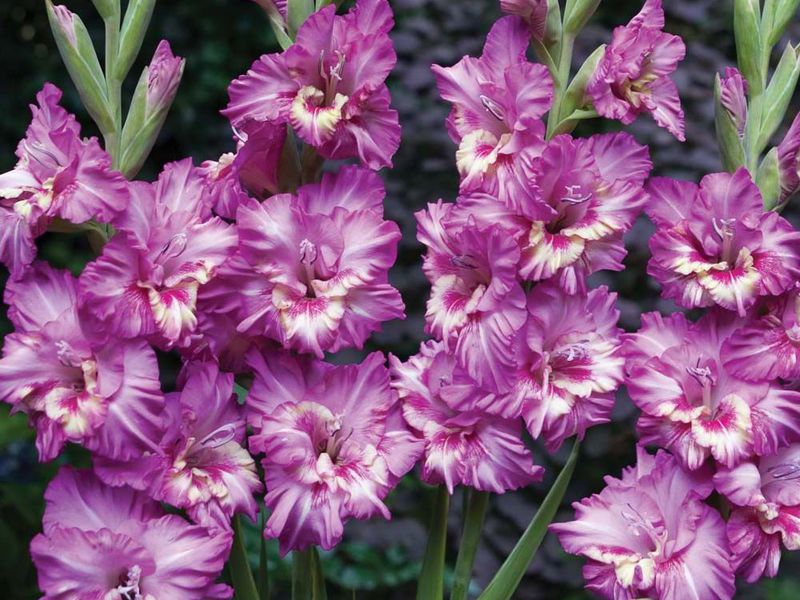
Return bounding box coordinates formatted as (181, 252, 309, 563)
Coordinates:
(91, 0, 119, 20)
(45, 1, 115, 134)
(500, 0, 548, 41)
(734, 0, 763, 94)
(118, 41, 184, 178)
(115, 0, 156, 80)
(757, 147, 781, 210)
(714, 70, 746, 172)
(764, 0, 800, 46)
(777, 112, 800, 206)
(758, 43, 800, 152)
(252, 0, 293, 50)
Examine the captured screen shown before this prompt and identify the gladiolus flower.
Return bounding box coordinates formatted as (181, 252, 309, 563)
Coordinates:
(719, 67, 748, 136)
(0, 262, 164, 462)
(95, 362, 262, 532)
(624, 310, 800, 470)
(587, 0, 686, 140)
(225, 0, 400, 169)
(552, 447, 735, 600)
(390, 340, 543, 493)
(247, 350, 422, 554)
(30, 467, 232, 599)
(646, 169, 800, 316)
(79, 159, 238, 349)
(0, 84, 127, 277)
(714, 444, 800, 583)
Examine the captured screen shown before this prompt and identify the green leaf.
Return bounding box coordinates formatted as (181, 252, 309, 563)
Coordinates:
(757, 43, 800, 153)
(735, 0, 765, 94)
(91, 0, 119, 20)
(714, 73, 746, 172)
(116, 0, 157, 80)
(0, 405, 33, 447)
(758, 148, 782, 210)
(477, 440, 581, 600)
(763, 0, 800, 47)
(416, 486, 450, 600)
(292, 547, 328, 600)
(450, 490, 490, 600)
(231, 516, 260, 600)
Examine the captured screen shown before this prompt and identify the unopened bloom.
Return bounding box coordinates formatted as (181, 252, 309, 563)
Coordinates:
(0, 262, 164, 462)
(719, 67, 748, 137)
(198, 120, 285, 219)
(457, 284, 624, 451)
(79, 159, 238, 349)
(587, 0, 686, 140)
(95, 361, 262, 532)
(432, 16, 553, 210)
(500, 0, 548, 41)
(247, 350, 422, 554)
(778, 112, 800, 204)
(225, 0, 400, 169)
(416, 201, 526, 391)
(0, 84, 127, 277)
(31, 467, 232, 599)
(143, 40, 184, 113)
(222, 166, 404, 357)
(551, 447, 735, 600)
(390, 341, 542, 493)
(647, 169, 800, 316)
(624, 310, 800, 470)
(451, 133, 650, 293)
(714, 444, 800, 582)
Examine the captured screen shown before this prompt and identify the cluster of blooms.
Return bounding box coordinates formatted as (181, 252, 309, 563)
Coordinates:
(0, 0, 432, 595)
(547, 3, 800, 599)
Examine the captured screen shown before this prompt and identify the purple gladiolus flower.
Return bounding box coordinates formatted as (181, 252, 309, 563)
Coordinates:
(225, 0, 400, 169)
(432, 16, 553, 211)
(79, 159, 238, 350)
(30, 467, 232, 599)
(213, 166, 404, 357)
(624, 310, 800, 470)
(715, 444, 800, 583)
(587, 0, 686, 140)
(247, 350, 422, 554)
(94, 361, 262, 532)
(390, 340, 543, 493)
(551, 447, 735, 600)
(0, 262, 164, 462)
(0, 84, 128, 278)
(719, 67, 748, 136)
(646, 169, 800, 316)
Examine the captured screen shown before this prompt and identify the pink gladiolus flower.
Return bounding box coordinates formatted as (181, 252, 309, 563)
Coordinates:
(722, 289, 800, 382)
(551, 447, 735, 600)
(79, 159, 238, 349)
(0, 262, 164, 462)
(646, 169, 800, 316)
(624, 310, 800, 470)
(225, 0, 400, 169)
(247, 350, 422, 554)
(95, 361, 262, 532)
(587, 0, 686, 140)
(719, 67, 748, 137)
(219, 166, 404, 357)
(0, 84, 127, 278)
(714, 444, 800, 583)
(500, 0, 548, 41)
(416, 201, 526, 391)
(198, 120, 285, 219)
(390, 340, 543, 493)
(432, 16, 553, 211)
(30, 467, 232, 599)
(455, 284, 624, 452)
(450, 133, 650, 293)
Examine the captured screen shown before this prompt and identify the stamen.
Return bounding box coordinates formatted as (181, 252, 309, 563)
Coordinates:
(158, 233, 188, 261)
(451, 254, 479, 269)
(686, 360, 714, 410)
(55, 340, 81, 368)
(554, 342, 590, 362)
(231, 126, 248, 144)
(27, 142, 62, 168)
(198, 423, 237, 449)
(479, 95, 505, 121)
(116, 565, 143, 600)
(299, 239, 318, 266)
(560, 184, 593, 205)
(767, 462, 800, 481)
(712, 217, 737, 264)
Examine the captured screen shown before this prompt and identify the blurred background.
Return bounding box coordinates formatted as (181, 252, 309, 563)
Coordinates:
(2, 0, 800, 598)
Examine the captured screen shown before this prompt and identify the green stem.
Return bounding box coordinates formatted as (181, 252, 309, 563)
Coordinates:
(291, 547, 327, 600)
(230, 516, 260, 600)
(450, 490, 490, 600)
(258, 507, 270, 600)
(417, 486, 450, 600)
(546, 32, 575, 140)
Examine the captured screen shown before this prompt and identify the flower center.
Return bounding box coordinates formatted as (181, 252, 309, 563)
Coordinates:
(712, 217, 737, 265)
(620, 502, 667, 554)
(317, 419, 353, 464)
(116, 565, 143, 600)
(299, 238, 319, 297)
(685, 360, 715, 411)
(479, 94, 505, 122)
(319, 50, 346, 105)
